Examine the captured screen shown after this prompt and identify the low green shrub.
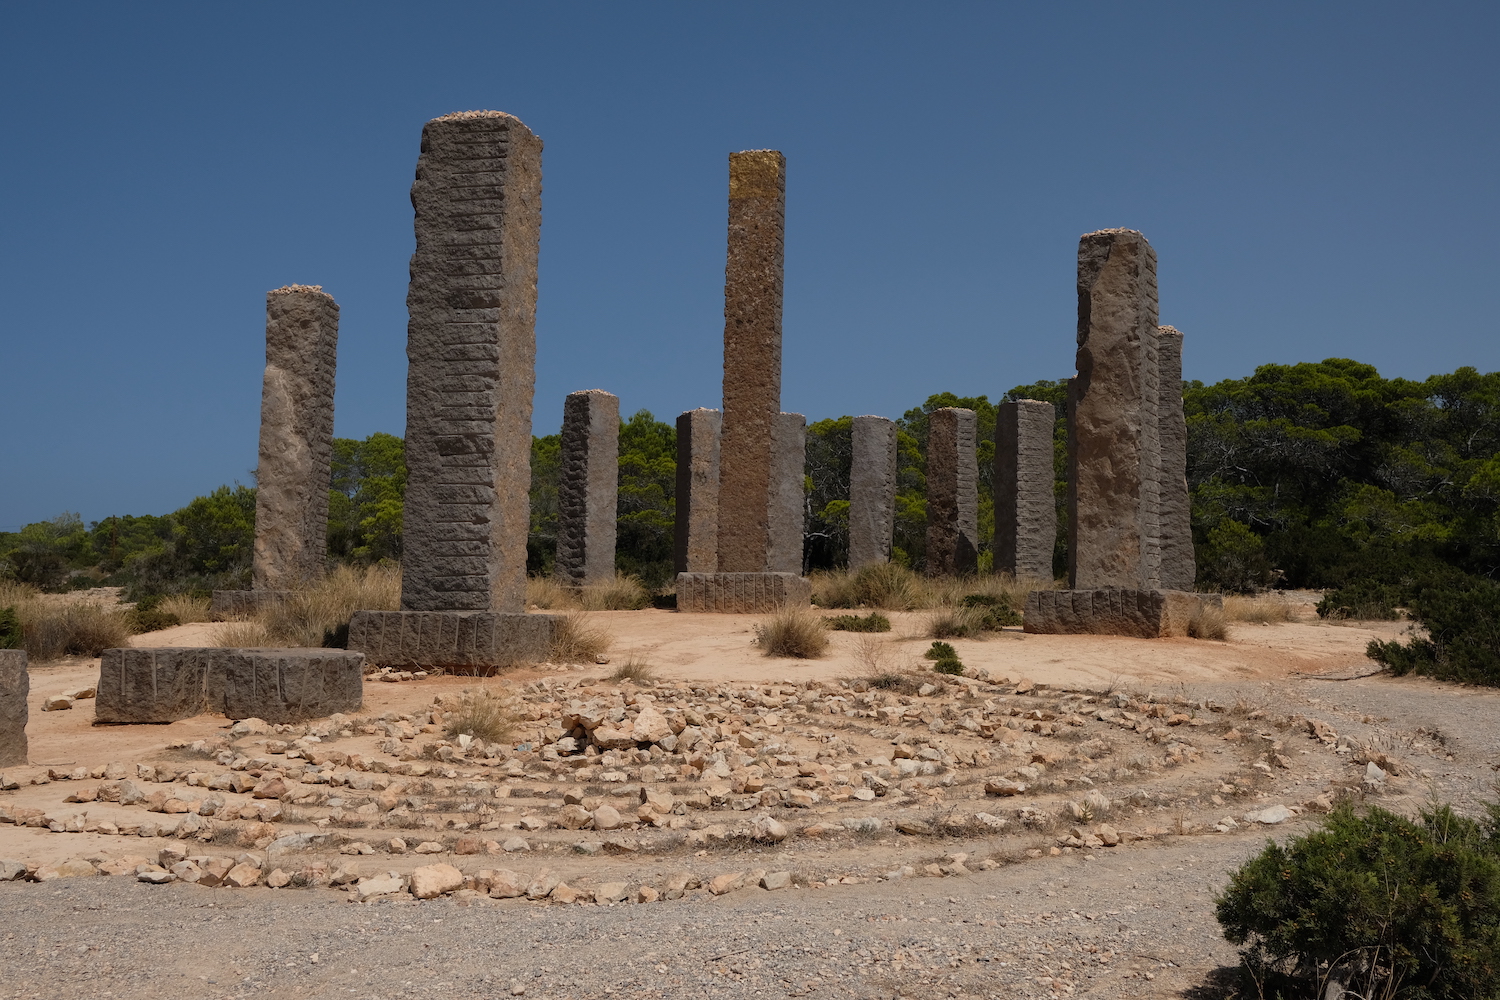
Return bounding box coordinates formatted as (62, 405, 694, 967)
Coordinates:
(0, 607, 19, 649)
(1216, 801, 1500, 1000)
(960, 593, 1022, 628)
(932, 657, 964, 676)
(124, 596, 180, 634)
(1367, 578, 1500, 684)
(923, 641, 957, 661)
(824, 612, 892, 633)
(1317, 579, 1405, 620)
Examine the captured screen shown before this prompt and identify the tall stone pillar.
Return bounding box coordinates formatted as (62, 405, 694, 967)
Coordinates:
(925, 407, 979, 576)
(0, 650, 27, 768)
(768, 412, 806, 574)
(849, 415, 898, 569)
(673, 408, 721, 574)
(348, 111, 559, 669)
(1156, 326, 1195, 591)
(555, 390, 619, 587)
(995, 399, 1056, 580)
(1067, 228, 1161, 591)
(716, 150, 785, 574)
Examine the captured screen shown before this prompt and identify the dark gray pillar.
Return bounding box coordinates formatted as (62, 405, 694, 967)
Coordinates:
(925, 407, 979, 576)
(849, 415, 897, 569)
(996, 399, 1056, 580)
(1156, 326, 1195, 592)
(673, 408, 721, 574)
(0, 650, 27, 767)
(767, 412, 806, 575)
(555, 390, 620, 587)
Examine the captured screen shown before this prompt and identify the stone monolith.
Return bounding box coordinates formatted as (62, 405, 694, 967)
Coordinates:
(0, 650, 27, 767)
(768, 412, 806, 574)
(673, 409, 721, 574)
(925, 407, 979, 576)
(995, 399, 1056, 580)
(849, 415, 897, 569)
(555, 390, 619, 587)
(1156, 326, 1195, 591)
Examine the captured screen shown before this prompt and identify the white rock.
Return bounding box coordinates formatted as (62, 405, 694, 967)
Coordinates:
(356, 873, 405, 900)
(1245, 805, 1293, 825)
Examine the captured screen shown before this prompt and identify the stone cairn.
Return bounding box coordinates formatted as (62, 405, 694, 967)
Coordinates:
(848, 416, 898, 570)
(555, 390, 620, 588)
(211, 285, 340, 619)
(348, 111, 560, 666)
(995, 399, 1057, 580)
(1, 650, 27, 768)
(1024, 229, 1210, 637)
(677, 151, 811, 612)
(925, 407, 980, 576)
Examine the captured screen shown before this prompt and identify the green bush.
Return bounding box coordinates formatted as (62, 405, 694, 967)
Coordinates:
(932, 657, 964, 676)
(1317, 579, 1406, 620)
(1367, 578, 1500, 684)
(923, 640, 957, 661)
(1216, 802, 1500, 1000)
(0, 607, 19, 649)
(124, 605, 180, 634)
(824, 612, 892, 633)
(960, 593, 1022, 628)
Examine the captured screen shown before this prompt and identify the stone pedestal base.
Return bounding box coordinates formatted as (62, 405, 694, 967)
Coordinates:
(675, 573, 811, 613)
(346, 611, 561, 672)
(210, 590, 290, 620)
(96, 647, 365, 724)
(1023, 589, 1219, 638)
(1, 650, 28, 767)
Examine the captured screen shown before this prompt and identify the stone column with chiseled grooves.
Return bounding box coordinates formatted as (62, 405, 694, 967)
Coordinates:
(1155, 326, 1195, 591)
(555, 389, 619, 587)
(768, 412, 806, 574)
(673, 409, 721, 574)
(0, 650, 27, 767)
(849, 415, 897, 569)
(925, 407, 979, 576)
(995, 399, 1056, 580)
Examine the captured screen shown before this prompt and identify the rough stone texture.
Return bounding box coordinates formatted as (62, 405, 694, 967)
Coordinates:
(209, 590, 289, 621)
(555, 390, 619, 587)
(768, 412, 806, 574)
(673, 409, 721, 574)
(252, 286, 339, 592)
(1156, 326, 1195, 592)
(995, 400, 1057, 580)
(925, 408, 979, 576)
(346, 611, 560, 672)
(675, 573, 811, 614)
(849, 416, 897, 570)
(401, 111, 543, 615)
(0, 650, 28, 767)
(1022, 589, 1219, 638)
(1068, 229, 1161, 591)
(96, 647, 363, 724)
(716, 150, 786, 574)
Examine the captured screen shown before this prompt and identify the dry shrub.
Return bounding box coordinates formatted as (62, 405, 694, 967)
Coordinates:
(260, 563, 401, 646)
(850, 633, 892, 673)
(552, 612, 611, 663)
(608, 654, 655, 684)
(754, 607, 829, 658)
(813, 564, 1054, 612)
(579, 574, 649, 611)
(215, 620, 273, 647)
(1189, 600, 1228, 640)
(443, 689, 513, 743)
(17, 599, 131, 660)
(158, 594, 211, 624)
(526, 576, 579, 610)
(926, 605, 987, 639)
(1223, 593, 1296, 624)
(864, 669, 928, 695)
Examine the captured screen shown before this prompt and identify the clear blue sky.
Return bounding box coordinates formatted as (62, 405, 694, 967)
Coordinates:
(2, 2, 1496, 530)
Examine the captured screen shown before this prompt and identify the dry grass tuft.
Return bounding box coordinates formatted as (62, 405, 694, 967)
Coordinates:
(215, 620, 273, 648)
(608, 653, 656, 684)
(754, 607, 829, 659)
(926, 605, 987, 639)
(158, 594, 211, 624)
(551, 612, 612, 663)
(812, 564, 1055, 612)
(1222, 593, 1297, 624)
(0, 583, 131, 659)
(526, 576, 579, 610)
(1188, 600, 1228, 641)
(579, 574, 650, 611)
(442, 689, 513, 743)
(259, 563, 401, 647)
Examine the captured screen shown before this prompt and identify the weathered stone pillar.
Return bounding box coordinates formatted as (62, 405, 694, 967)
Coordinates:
(401, 110, 543, 615)
(1156, 326, 1195, 592)
(1067, 228, 1161, 591)
(768, 412, 806, 574)
(995, 399, 1056, 580)
(925, 407, 979, 576)
(555, 390, 619, 587)
(347, 110, 559, 668)
(0, 650, 27, 767)
(716, 150, 785, 574)
(849, 415, 898, 569)
(673, 408, 721, 574)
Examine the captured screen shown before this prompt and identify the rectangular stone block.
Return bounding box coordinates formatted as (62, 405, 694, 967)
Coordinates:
(849, 415, 897, 570)
(925, 407, 979, 576)
(995, 399, 1057, 580)
(96, 647, 215, 724)
(209, 590, 290, 621)
(555, 389, 619, 587)
(402, 111, 543, 614)
(1068, 229, 1162, 591)
(0, 649, 28, 768)
(717, 150, 786, 574)
(673, 408, 721, 573)
(674, 573, 811, 614)
(347, 610, 561, 672)
(1156, 326, 1195, 592)
(253, 285, 339, 591)
(768, 412, 806, 574)
(216, 648, 365, 724)
(1022, 589, 1219, 638)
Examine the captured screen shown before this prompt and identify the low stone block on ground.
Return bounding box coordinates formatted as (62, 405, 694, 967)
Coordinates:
(0, 649, 28, 767)
(96, 647, 364, 723)
(346, 611, 561, 672)
(675, 572, 811, 613)
(1022, 589, 1219, 638)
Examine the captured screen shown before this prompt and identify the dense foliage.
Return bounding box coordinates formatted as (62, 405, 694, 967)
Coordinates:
(1217, 802, 1500, 999)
